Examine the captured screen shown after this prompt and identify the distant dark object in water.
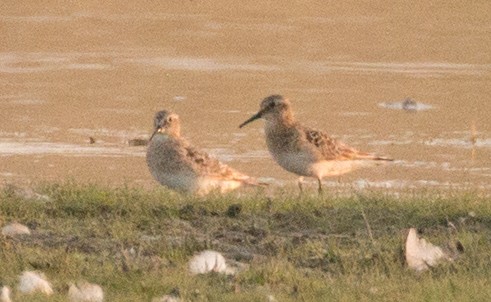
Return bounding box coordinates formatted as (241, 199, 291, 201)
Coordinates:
(378, 97, 433, 112)
(128, 138, 148, 146)
(402, 98, 417, 111)
(89, 137, 96, 144)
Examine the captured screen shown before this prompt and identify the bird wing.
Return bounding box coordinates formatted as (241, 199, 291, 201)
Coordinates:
(183, 144, 252, 182)
(303, 126, 390, 161)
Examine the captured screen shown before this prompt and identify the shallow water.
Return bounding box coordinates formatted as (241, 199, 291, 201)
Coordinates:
(1, 1, 490, 191)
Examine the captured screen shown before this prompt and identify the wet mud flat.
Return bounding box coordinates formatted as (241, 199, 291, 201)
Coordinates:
(0, 1, 490, 192)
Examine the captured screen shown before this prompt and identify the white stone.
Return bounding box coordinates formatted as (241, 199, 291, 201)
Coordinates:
(188, 250, 234, 275)
(2, 222, 31, 236)
(405, 228, 449, 272)
(18, 271, 53, 295)
(68, 282, 104, 302)
(151, 294, 181, 302)
(0, 286, 12, 302)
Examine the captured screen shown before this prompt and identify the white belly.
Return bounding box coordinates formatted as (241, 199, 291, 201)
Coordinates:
(311, 159, 383, 178)
(151, 171, 198, 193)
(196, 178, 243, 195)
(272, 152, 316, 177)
(152, 171, 243, 195)
(272, 150, 385, 179)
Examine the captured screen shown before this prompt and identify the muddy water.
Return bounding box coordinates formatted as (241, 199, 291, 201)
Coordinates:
(1, 1, 490, 191)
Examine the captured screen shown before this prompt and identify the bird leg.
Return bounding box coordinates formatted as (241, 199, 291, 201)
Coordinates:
(297, 177, 304, 194)
(317, 178, 323, 195)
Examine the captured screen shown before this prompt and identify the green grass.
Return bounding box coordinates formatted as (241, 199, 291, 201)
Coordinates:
(1, 182, 490, 301)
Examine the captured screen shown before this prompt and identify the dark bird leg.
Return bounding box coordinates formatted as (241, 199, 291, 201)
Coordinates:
(317, 178, 323, 195)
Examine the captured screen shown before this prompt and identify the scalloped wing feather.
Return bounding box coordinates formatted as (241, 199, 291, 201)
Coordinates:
(303, 127, 391, 161)
(184, 145, 254, 183)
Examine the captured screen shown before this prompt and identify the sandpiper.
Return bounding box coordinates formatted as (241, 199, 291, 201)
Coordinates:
(147, 110, 262, 195)
(239, 95, 392, 193)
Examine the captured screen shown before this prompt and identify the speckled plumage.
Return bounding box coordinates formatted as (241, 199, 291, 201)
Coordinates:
(147, 110, 259, 195)
(240, 95, 392, 192)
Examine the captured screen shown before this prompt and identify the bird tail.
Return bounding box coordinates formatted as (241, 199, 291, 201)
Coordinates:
(241, 177, 270, 188)
(356, 152, 394, 161)
(373, 155, 394, 161)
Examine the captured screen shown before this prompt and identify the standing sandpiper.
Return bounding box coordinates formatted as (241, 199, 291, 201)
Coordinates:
(147, 110, 262, 195)
(239, 95, 393, 193)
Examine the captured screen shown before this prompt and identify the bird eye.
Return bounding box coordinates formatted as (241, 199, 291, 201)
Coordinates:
(167, 116, 173, 122)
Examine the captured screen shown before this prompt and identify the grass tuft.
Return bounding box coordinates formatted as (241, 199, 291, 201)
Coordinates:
(1, 183, 490, 301)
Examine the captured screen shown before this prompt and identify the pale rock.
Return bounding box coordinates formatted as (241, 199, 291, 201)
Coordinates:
(68, 281, 104, 302)
(188, 250, 235, 275)
(18, 271, 53, 295)
(0, 286, 12, 302)
(4, 185, 51, 202)
(151, 294, 181, 302)
(405, 228, 450, 272)
(2, 222, 31, 236)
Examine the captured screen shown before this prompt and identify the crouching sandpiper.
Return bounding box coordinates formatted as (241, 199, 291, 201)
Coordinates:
(147, 110, 263, 195)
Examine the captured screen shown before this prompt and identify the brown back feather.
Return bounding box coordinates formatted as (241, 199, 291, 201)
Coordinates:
(184, 144, 253, 181)
(303, 126, 392, 161)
